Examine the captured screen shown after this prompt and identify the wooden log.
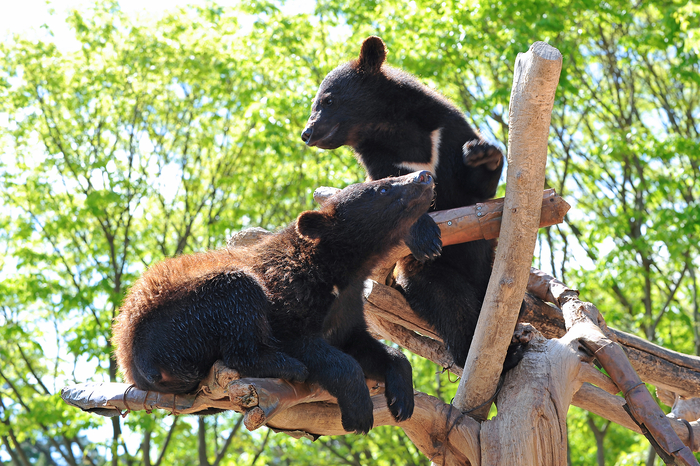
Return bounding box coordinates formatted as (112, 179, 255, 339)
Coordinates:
(573, 384, 700, 452)
(528, 268, 698, 465)
(60, 358, 700, 458)
(518, 292, 700, 399)
(480, 325, 582, 465)
(61, 368, 484, 463)
(429, 188, 569, 246)
(315, 187, 569, 248)
(369, 190, 568, 282)
(266, 391, 482, 465)
(452, 41, 563, 419)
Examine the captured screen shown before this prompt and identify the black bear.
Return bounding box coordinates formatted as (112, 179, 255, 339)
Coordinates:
(112, 171, 437, 434)
(301, 36, 520, 371)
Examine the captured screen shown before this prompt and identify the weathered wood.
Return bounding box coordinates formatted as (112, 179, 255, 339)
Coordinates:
(61, 367, 484, 463)
(480, 325, 583, 465)
(267, 391, 483, 465)
(60, 354, 700, 455)
(226, 227, 273, 248)
(363, 280, 441, 340)
(529, 268, 699, 465)
(364, 310, 457, 372)
(518, 286, 700, 399)
(365, 278, 700, 399)
(366, 189, 570, 282)
(433, 188, 569, 246)
(453, 41, 563, 419)
(574, 384, 700, 452)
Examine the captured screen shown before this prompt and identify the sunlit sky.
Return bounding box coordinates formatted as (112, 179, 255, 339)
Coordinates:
(0, 0, 315, 48)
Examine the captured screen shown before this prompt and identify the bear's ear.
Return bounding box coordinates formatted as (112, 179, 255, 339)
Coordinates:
(296, 210, 331, 240)
(357, 36, 386, 73)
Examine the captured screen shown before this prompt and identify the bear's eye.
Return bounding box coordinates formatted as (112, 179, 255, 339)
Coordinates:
(379, 185, 391, 194)
(324, 96, 333, 106)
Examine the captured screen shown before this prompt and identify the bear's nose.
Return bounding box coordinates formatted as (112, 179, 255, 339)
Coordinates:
(301, 127, 313, 143)
(414, 171, 433, 184)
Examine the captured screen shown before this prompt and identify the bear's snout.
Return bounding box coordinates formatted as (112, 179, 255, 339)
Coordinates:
(413, 171, 433, 185)
(301, 126, 313, 144)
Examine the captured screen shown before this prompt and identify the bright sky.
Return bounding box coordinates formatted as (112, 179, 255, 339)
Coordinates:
(0, 0, 315, 48)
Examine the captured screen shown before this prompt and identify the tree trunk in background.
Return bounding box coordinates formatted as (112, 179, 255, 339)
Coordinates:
(142, 429, 152, 466)
(198, 418, 209, 466)
(646, 445, 658, 466)
(586, 415, 609, 466)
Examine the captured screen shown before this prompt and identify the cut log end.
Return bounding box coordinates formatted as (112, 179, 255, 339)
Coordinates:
(530, 41, 563, 61)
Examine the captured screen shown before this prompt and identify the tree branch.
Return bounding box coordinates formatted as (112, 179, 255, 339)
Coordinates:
(528, 268, 698, 465)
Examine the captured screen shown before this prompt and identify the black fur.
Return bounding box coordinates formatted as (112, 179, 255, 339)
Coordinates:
(302, 36, 523, 372)
(113, 171, 437, 434)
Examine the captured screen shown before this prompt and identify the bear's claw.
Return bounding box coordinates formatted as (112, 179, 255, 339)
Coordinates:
(406, 213, 442, 262)
(339, 394, 375, 435)
(463, 139, 503, 172)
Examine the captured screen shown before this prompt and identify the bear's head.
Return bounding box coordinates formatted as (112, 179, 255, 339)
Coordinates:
(300, 36, 389, 150)
(296, 170, 435, 251)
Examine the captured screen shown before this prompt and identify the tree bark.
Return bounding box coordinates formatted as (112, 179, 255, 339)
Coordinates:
(453, 41, 563, 418)
(528, 268, 698, 465)
(198, 417, 209, 466)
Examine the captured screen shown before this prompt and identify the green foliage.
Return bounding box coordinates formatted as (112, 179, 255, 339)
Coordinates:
(1, 0, 698, 464)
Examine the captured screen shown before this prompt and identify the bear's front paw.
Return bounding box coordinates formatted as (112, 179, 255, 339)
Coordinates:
(405, 213, 442, 262)
(339, 392, 375, 434)
(384, 364, 414, 422)
(463, 139, 503, 171)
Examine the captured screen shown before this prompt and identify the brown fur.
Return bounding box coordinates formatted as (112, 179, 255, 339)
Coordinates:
(112, 172, 437, 433)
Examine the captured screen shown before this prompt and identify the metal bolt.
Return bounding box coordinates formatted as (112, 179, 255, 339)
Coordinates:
(477, 205, 482, 210)
(477, 212, 483, 217)
(447, 221, 452, 226)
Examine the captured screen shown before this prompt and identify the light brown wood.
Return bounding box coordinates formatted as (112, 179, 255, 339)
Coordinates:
(480, 327, 583, 465)
(453, 41, 563, 417)
(366, 190, 570, 282)
(433, 188, 570, 247)
(529, 268, 698, 465)
(61, 357, 700, 459)
(364, 278, 700, 397)
(518, 283, 700, 398)
(573, 384, 700, 452)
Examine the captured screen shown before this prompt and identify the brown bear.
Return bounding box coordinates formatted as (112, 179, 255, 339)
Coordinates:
(112, 171, 437, 434)
(301, 36, 523, 371)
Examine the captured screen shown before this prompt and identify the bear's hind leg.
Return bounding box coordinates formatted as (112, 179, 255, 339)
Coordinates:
(214, 271, 309, 383)
(340, 329, 414, 422)
(283, 336, 374, 434)
(230, 350, 308, 383)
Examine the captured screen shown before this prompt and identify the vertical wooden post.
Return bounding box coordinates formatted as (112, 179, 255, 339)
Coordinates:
(452, 42, 563, 416)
